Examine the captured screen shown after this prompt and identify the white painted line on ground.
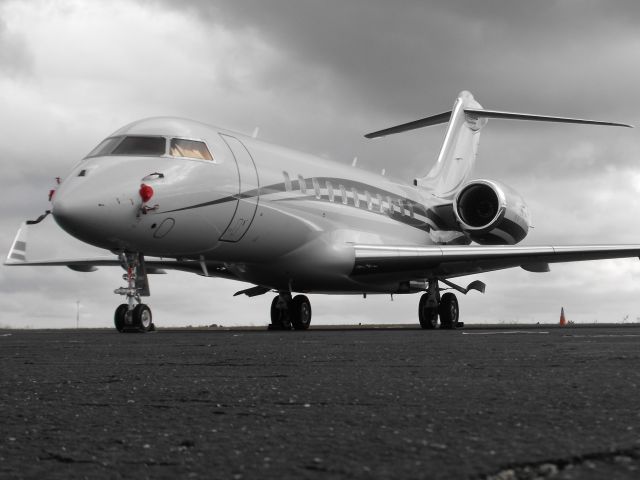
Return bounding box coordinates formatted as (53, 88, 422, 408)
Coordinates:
(563, 334, 640, 338)
(0, 333, 13, 337)
(462, 331, 549, 335)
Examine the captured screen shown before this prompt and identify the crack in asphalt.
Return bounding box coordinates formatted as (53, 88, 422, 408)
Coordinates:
(39, 451, 102, 465)
(481, 446, 640, 479)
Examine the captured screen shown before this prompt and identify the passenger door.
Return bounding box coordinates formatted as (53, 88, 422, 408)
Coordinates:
(219, 134, 260, 242)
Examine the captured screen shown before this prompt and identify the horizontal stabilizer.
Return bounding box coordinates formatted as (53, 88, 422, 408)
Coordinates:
(365, 105, 632, 139)
(465, 108, 633, 128)
(365, 111, 452, 138)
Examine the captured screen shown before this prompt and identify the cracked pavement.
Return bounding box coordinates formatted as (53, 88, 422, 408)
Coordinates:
(1, 325, 640, 479)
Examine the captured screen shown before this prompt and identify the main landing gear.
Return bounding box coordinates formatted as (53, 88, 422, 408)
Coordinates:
(113, 253, 155, 333)
(269, 292, 312, 330)
(418, 279, 462, 330)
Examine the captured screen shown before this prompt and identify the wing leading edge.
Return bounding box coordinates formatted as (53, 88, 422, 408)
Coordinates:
(352, 244, 640, 278)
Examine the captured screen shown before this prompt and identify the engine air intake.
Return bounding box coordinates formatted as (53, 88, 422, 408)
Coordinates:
(454, 180, 530, 245)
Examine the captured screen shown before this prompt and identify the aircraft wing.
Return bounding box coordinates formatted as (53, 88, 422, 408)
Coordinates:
(4, 220, 237, 279)
(352, 244, 640, 278)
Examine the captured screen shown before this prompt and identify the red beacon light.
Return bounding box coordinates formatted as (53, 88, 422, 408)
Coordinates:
(139, 184, 154, 203)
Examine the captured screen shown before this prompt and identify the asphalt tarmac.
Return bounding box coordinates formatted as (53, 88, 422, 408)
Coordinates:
(1, 325, 640, 479)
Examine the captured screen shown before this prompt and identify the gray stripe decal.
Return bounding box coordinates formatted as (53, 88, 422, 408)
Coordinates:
(10, 252, 26, 261)
(13, 241, 26, 252)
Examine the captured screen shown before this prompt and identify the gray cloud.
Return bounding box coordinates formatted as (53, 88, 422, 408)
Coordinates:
(0, 16, 32, 76)
(153, 0, 640, 119)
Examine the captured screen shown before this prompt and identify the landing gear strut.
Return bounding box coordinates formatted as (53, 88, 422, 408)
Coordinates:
(269, 292, 312, 330)
(418, 279, 460, 330)
(113, 253, 154, 333)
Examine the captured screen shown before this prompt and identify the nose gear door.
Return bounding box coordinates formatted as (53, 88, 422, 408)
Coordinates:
(219, 134, 259, 242)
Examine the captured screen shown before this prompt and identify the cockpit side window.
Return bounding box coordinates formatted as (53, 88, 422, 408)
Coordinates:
(170, 138, 213, 161)
(112, 136, 166, 156)
(85, 136, 124, 158)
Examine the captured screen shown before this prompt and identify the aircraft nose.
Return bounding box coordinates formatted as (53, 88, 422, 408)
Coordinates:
(52, 172, 142, 250)
(52, 194, 99, 240)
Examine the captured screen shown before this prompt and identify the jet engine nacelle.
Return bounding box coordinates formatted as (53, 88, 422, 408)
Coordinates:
(453, 179, 530, 245)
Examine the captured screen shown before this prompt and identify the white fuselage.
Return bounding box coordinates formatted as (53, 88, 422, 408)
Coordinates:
(52, 117, 465, 293)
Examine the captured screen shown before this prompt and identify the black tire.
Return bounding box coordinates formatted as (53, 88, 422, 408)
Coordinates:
(290, 295, 312, 330)
(439, 293, 459, 330)
(133, 304, 153, 332)
(418, 293, 438, 329)
(114, 304, 128, 332)
(269, 295, 291, 330)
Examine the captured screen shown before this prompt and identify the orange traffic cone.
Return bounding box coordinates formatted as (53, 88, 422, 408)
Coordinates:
(559, 307, 567, 327)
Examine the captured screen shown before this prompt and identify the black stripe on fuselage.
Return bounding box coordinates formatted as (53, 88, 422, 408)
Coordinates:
(158, 176, 454, 233)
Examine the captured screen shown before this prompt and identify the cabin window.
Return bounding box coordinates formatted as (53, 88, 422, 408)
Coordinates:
(283, 171, 292, 192)
(408, 202, 414, 218)
(352, 187, 360, 208)
(365, 191, 372, 210)
(339, 185, 347, 205)
(326, 181, 334, 202)
(170, 138, 213, 160)
(298, 175, 307, 194)
(312, 178, 321, 199)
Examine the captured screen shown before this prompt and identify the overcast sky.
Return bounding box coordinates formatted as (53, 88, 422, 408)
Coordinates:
(2, 0, 640, 329)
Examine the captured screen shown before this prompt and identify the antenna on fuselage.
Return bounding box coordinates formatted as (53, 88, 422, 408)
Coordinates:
(352, 156, 358, 167)
(252, 127, 260, 139)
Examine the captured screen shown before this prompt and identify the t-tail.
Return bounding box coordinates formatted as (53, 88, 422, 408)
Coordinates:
(365, 90, 632, 200)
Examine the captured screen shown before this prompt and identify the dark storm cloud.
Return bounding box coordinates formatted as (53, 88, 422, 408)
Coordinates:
(143, 0, 640, 189)
(153, 0, 640, 121)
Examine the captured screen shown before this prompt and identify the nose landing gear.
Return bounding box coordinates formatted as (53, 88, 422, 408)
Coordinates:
(113, 253, 154, 333)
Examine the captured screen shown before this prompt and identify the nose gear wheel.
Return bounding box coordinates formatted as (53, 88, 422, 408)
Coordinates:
(113, 253, 154, 332)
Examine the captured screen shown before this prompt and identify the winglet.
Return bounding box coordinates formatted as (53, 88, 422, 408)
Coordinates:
(5, 223, 28, 264)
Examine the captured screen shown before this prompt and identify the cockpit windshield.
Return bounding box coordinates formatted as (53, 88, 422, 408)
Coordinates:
(86, 136, 166, 158)
(112, 136, 166, 156)
(86, 136, 213, 161)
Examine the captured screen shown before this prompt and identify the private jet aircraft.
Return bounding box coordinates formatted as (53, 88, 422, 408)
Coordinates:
(6, 91, 640, 332)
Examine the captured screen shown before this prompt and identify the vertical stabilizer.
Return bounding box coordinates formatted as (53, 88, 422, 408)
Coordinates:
(416, 91, 485, 199)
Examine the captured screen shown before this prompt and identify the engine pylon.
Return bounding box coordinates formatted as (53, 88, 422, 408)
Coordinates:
(559, 307, 567, 327)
